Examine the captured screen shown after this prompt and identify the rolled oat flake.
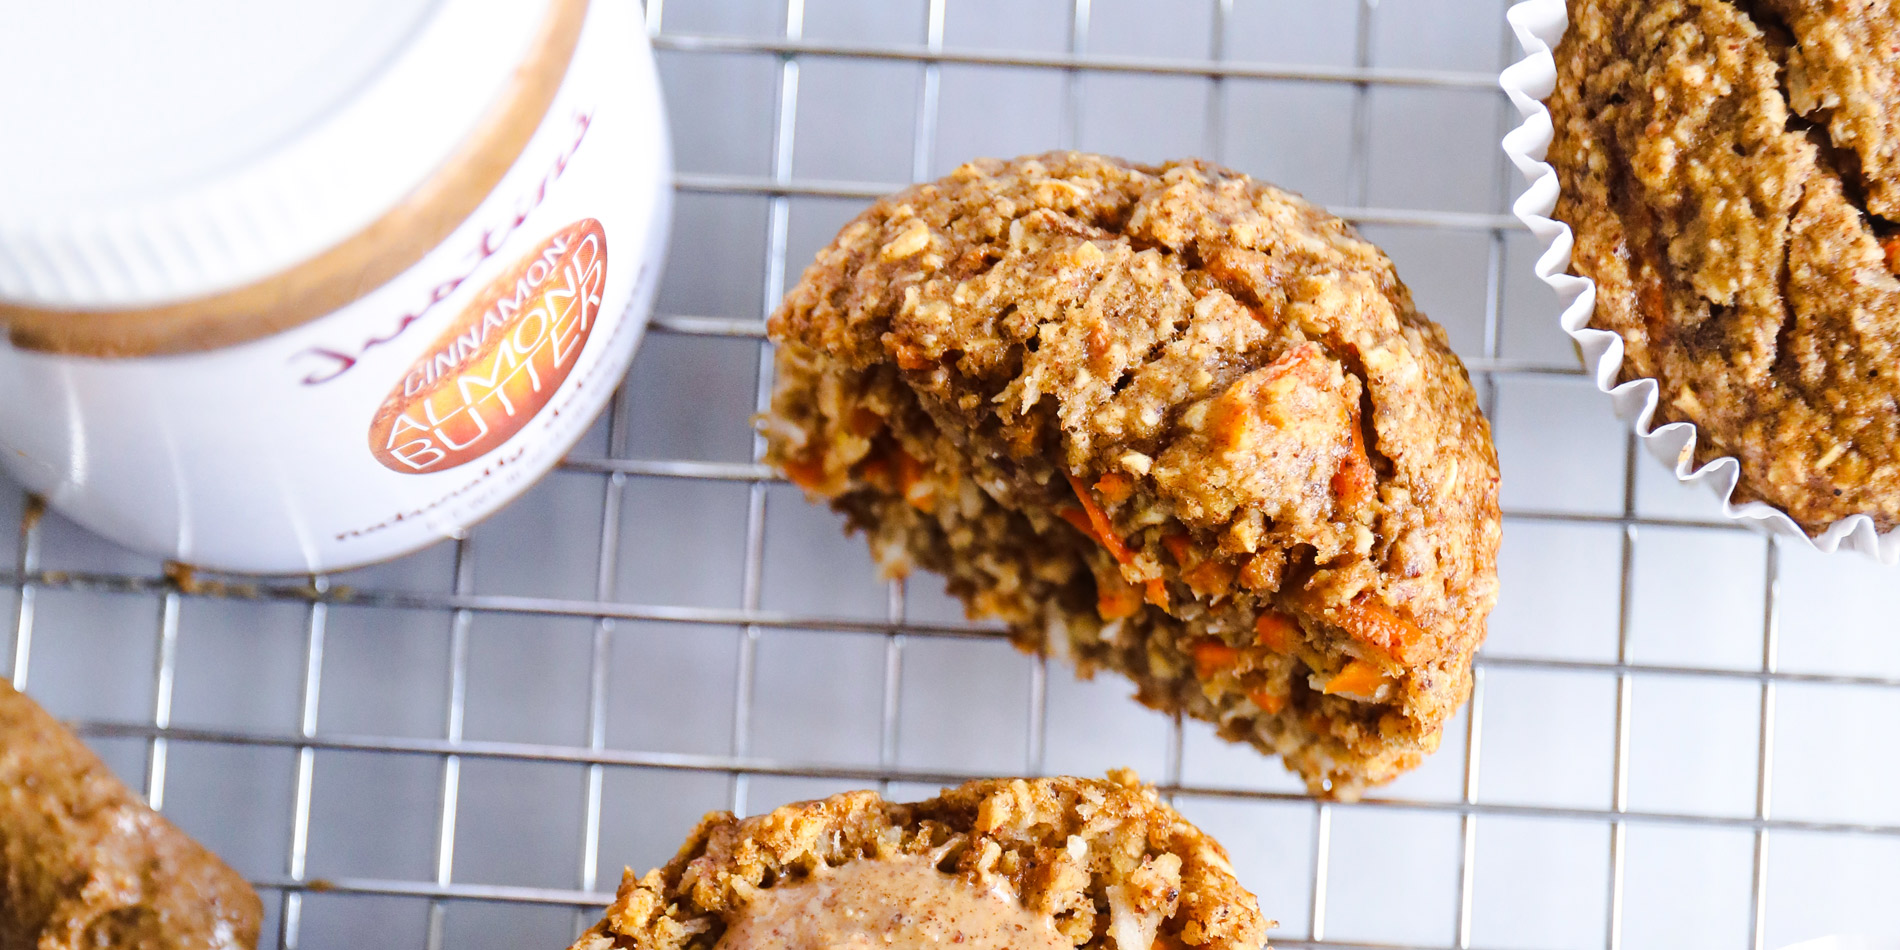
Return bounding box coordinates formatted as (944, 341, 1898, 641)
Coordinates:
(0, 0, 673, 572)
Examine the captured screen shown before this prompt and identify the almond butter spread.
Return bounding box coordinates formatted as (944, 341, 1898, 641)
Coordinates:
(713, 857, 1071, 950)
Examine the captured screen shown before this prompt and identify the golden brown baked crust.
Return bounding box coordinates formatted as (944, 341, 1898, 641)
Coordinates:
(1550, 0, 1900, 532)
(759, 152, 1500, 797)
(570, 772, 1271, 950)
(0, 680, 261, 950)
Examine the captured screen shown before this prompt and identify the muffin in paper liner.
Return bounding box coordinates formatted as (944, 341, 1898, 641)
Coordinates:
(1500, 0, 1900, 563)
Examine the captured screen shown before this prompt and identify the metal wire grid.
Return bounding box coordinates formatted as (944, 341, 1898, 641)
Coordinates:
(1, 1, 1891, 949)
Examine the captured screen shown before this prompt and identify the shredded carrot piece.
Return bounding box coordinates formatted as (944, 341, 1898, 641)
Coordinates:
(1238, 552, 1284, 592)
(1335, 593, 1426, 663)
(1056, 506, 1099, 542)
(1332, 402, 1376, 512)
(1209, 343, 1330, 449)
(783, 455, 827, 493)
(1159, 531, 1229, 602)
(893, 450, 922, 488)
(1254, 611, 1298, 653)
(1064, 473, 1134, 566)
(892, 343, 935, 371)
(1636, 272, 1667, 323)
(1097, 579, 1142, 620)
(1190, 640, 1240, 679)
(1061, 475, 1160, 607)
(1205, 398, 1252, 452)
(1323, 659, 1386, 699)
(1144, 578, 1170, 610)
(1005, 425, 1040, 458)
(894, 449, 934, 512)
(856, 456, 894, 493)
(1248, 688, 1287, 716)
(1884, 235, 1900, 274)
(1181, 560, 1236, 599)
(1094, 472, 1136, 505)
(1266, 342, 1325, 378)
(846, 407, 884, 437)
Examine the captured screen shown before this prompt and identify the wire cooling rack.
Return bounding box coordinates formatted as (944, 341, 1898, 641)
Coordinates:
(7, 2, 1900, 949)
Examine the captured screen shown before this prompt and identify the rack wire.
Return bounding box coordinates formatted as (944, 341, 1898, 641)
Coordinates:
(6, 2, 1898, 949)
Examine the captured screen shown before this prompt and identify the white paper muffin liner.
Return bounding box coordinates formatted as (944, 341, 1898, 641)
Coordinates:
(1501, 0, 1900, 563)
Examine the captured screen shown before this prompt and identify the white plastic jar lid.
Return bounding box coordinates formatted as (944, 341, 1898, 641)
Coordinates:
(0, 0, 552, 310)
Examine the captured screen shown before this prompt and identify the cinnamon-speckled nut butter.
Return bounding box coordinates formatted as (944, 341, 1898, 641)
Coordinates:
(0, 0, 671, 573)
(711, 858, 1072, 950)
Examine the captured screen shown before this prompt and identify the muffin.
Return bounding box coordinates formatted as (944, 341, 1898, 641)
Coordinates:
(569, 772, 1271, 950)
(1549, 0, 1900, 533)
(760, 152, 1501, 798)
(0, 680, 261, 950)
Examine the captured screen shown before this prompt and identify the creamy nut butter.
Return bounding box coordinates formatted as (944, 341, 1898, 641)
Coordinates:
(714, 858, 1072, 950)
(0, 0, 671, 572)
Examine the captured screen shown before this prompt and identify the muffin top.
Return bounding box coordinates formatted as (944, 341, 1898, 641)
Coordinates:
(770, 151, 1499, 678)
(571, 772, 1270, 950)
(1549, 0, 1900, 532)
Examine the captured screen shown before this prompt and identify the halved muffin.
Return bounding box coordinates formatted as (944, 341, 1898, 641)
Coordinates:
(760, 152, 1501, 797)
(570, 772, 1271, 950)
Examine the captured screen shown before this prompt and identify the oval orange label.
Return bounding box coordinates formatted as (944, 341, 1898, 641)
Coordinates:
(369, 218, 607, 474)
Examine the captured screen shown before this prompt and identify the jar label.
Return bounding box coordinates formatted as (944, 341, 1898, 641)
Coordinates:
(368, 218, 607, 474)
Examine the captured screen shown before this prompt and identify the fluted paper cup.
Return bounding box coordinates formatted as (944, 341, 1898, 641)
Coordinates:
(1500, 0, 1900, 563)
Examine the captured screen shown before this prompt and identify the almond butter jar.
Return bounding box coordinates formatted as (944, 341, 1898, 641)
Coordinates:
(0, 0, 672, 573)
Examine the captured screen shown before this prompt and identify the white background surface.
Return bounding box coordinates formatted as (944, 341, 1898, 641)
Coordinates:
(5, 2, 1898, 949)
